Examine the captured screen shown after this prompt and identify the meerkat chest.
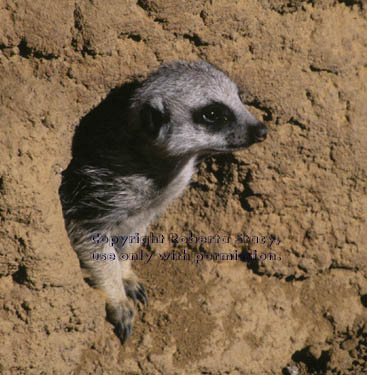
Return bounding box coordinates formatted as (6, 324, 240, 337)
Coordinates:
(151, 156, 197, 211)
(111, 157, 196, 240)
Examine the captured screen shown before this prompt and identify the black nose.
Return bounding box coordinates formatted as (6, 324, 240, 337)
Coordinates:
(248, 122, 267, 143)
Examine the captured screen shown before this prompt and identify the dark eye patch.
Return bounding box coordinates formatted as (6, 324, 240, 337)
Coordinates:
(192, 102, 235, 129)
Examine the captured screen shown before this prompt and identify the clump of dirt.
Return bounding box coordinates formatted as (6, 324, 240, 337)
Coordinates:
(0, 0, 366, 374)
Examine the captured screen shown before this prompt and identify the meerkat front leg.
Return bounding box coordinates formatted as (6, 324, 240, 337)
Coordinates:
(113, 232, 149, 307)
(76, 242, 136, 343)
(120, 258, 148, 306)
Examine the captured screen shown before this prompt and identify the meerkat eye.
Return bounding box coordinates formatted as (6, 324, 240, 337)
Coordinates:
(202, 109, 222, 123)
(193, 103, 234, 127)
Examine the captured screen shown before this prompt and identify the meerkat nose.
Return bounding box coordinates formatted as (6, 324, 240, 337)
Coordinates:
(249, 122, 267, 142)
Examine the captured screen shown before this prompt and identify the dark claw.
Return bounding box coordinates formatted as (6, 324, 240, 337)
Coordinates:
(125, 281, 148, 306)
(126, 289, 137, 305)
(106, 302, 135, 344)
(136, 282, 148, 305)
(115, 320, 132, 344)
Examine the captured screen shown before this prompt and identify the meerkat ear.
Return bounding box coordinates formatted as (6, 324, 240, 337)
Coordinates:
(141, 97, 170, 136)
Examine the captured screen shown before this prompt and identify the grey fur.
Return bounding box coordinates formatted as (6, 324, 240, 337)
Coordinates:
(59, 60, 267, 344)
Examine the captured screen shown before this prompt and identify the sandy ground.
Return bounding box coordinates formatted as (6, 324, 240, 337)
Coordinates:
(0, 0, 367, 374)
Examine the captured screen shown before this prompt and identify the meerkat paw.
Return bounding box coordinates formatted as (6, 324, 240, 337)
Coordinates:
(123, 278, 148, 306)
(106, 300, 135, 344)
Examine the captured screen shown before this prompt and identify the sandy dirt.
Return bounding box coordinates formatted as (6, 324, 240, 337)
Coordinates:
(0, 0, 367, 374)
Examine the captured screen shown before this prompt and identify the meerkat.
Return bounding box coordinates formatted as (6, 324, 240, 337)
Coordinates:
(59, 61, 267, 344)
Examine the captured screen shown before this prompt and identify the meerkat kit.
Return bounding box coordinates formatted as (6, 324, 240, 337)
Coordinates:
(59, 61, 267, 343)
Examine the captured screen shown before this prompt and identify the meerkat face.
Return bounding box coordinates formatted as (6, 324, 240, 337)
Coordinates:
(131, 61, 267, 157)
(190, 99, 267, 152)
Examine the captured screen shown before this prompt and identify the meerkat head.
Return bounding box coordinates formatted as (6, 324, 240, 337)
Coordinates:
(130, 61, 267, 157)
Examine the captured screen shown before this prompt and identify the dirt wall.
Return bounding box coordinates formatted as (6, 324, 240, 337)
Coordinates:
(0, 0, 366, 374)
